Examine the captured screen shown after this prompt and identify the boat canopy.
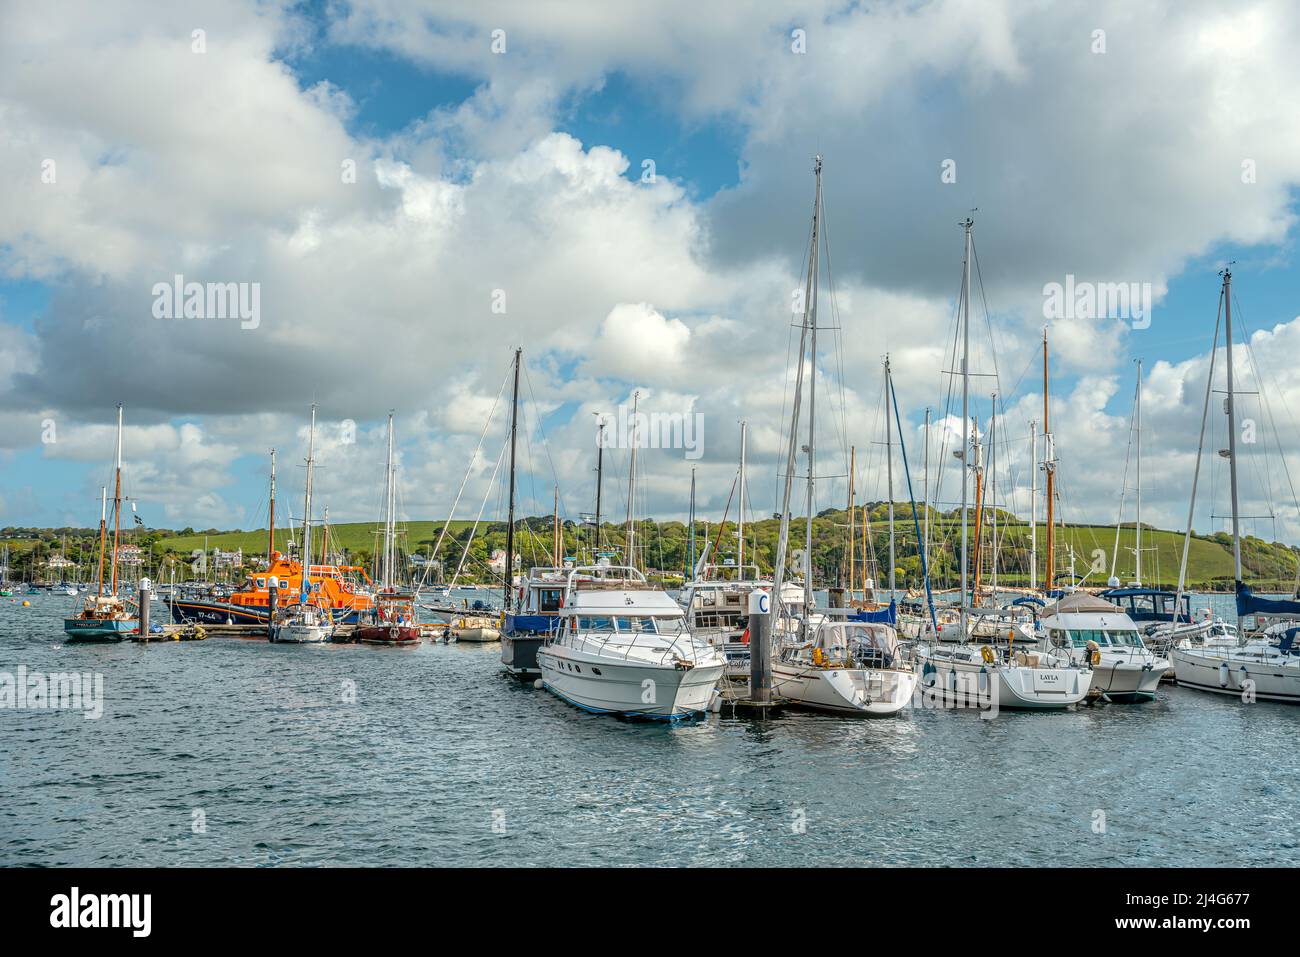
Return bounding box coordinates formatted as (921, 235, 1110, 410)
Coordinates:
(1236, 583, 1300, 619)
(567, 589, 685, 618)
(1043, 592, 1122, 616)
(849, 599, 896, 625)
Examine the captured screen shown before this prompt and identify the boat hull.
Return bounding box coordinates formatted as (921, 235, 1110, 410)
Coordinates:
(537, 650, 723, 720)
(917, 648, 1092, 710)
(1170, 647, 1300, 703)
(501, 633, 544, 675)
(1089, 656, 1168, 702)
(772, 662, 917, 716)
(356, 624, 420, 646)
(63, 618, 136, 642)
(169, 599, 364, 626)
(272, 624, 332, 643)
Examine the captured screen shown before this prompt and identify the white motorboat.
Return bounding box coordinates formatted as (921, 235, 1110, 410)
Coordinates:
(772, 620, 917, 716)
(537, 565, 725, 720)
(1037, 592, 1167, 702)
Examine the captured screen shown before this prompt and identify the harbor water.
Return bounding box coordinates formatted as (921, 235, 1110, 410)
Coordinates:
(2, 590, 1298, 867)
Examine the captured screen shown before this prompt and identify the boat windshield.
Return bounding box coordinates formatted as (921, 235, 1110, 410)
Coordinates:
(1060, 628, 1143, 648)
(576, 616, 660, 633)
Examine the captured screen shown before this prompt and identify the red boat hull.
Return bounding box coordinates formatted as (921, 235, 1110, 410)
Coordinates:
(356, 624, 421, 645)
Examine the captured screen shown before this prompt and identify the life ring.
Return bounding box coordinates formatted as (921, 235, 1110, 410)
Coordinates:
(980, 645, 995, 665)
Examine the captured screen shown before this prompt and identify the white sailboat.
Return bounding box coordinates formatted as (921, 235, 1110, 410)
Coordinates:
(536, 565, 725, 719)
(272, 404, 334, 644)
(1171, 269, 1300, 703)
(915, 222, 1092, 710)
(762, 157, 917, 716)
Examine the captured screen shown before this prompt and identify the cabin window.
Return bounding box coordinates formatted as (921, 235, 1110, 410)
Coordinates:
(592, 667, 602, 676)
(577, 616, 613, 630)
(613, 617, 658, 634)
(539, 589, 562, 613)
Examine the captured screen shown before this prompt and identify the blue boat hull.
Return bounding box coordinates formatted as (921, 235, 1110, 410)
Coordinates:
(63, 618, 136, 641)
(167, 599, 363, 626)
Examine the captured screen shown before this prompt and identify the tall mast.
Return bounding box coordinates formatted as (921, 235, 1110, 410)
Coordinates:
(1029, 420, 1038, 592)
(553, 485, 560, 567)
(1043, 329, 1056, 593)
(737, 421, 747, 574)
(625, 390, 639, 570)
(1134, 358, 1143, 585)
(989, 394, 998, 592)
(594, 416, 605, 561)
(848, 444, 856, 598)
(503, 348, 521, 612)
(687, 467, 696, 574)
(922, 407, 931, 579)
(300, 404, 316, 605)
(959, 218, 973, 634)
(268, 449, 277, 561)
(773, 156, 821, 616)
(109, 404, 123, 595)
(1223, 269, 1243, 628)
(383, 412, 395, 590)
(96, 485, 107, 596)
(803, 157, 823, 616)
(885, 356, 896, 595)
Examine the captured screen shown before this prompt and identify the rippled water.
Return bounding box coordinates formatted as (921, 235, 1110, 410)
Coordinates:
(2, 590, 1298, 867)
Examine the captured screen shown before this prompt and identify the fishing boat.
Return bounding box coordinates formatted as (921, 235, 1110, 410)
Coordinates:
(1170, 269, 1300, 703)
(536, 565, 725, 719)
(270, 405, 334, 644)
(64, 407, 139, 642)
(1037, 592, 1167, 702)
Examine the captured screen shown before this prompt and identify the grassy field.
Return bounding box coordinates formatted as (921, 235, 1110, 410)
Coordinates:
(163, 521, 476, 556)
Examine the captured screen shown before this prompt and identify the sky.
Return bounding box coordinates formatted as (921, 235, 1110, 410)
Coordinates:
(1, 0, 1299, 554)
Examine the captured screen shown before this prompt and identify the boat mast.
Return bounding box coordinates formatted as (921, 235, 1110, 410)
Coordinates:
(772, 156, 821, 617)
(848, 444, 856, 599)
(625, 390, 639, 570)
(384, 411, 395, 590)
(737, 421, 747, 575)
(594, 415, 605, 562)
(96, 485, 107, 596)
(687, 467, 695, 575)
(503, 348, 521, 612)
(959, 218, 973, 635)
(1029, 420, 1037, 592)
(990, 394, 998, 593)
(301, 404, 316, 606)
(885, 355, 896, 596)
(803, 158, 823, 617)
(268, 449, 277, 562)
(1223, 268, 1243, 631)
(553, 485, 560, 567)
(1134, 358, 1143, 586)
(922, 407, 931, 581)
(1043, 329, 1056, 593)
(109, 404, 123, 596)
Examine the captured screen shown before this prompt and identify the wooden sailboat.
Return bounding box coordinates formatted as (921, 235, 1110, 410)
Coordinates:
(64, 406, 139, 641)
(357, 412, 420, 646)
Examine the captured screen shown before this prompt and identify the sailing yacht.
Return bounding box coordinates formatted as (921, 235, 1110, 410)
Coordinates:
(64, 406, 139, 641)
(915, 225, 1092, 710)
(271, 405, 334, 644)
(536, 565, 725, 719)
(1170, 269, 1300, 703)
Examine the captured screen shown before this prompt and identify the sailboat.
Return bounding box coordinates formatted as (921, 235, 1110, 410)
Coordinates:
(271, 405, 335, 643)
(915, 224, 1092, 709)
(763, 157, 918, 716)
(1170, 269, 1300, 702)
(0, 545, 12, 597)
(356, 413, 420, 646)
(64, 406, 139, 641)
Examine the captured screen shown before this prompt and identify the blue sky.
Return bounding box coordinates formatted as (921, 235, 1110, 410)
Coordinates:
(2, 1, 1299, 545)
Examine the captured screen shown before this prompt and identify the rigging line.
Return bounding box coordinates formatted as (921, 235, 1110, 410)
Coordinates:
(521, 360, 571, 521)
(774, 208, 817, 513)
(1110, 370, 1139, 578)
(448, 434, 510, 588)
(970, 237, 1004, 398)
(815, 187, 852, 471)
(1234, 296, 1300, 524)
(417, 358, 512, 590)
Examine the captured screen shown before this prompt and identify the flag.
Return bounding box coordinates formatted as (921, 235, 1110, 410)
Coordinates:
(133, 515, 145, 527)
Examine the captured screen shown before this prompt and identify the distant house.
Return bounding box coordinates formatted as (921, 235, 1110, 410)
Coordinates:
(488, 549, 521, 574)
(117, 544, 144, 568)
(213, 548, 243, 571)
(45, 554, 76, 571)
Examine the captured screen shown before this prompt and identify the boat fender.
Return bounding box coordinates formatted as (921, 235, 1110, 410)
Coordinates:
(980, 645, 995, 665)
(740, 627, 750, 645)
(533, 679, 543, 690)
(922, 660, 936, 687)
(1219, 660, 1230, 687)
(1086, 640, 1101, 667)
(978, 666, 989, 694)
(812, 646, 825, 666)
